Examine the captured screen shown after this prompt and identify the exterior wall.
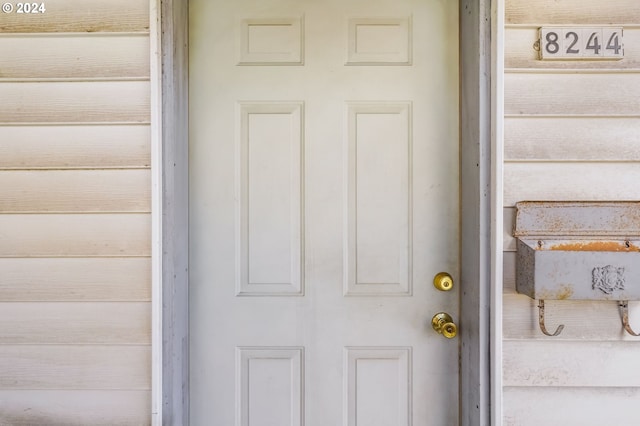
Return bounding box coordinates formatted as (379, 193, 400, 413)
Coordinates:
(0, 1, 152, 424)
(503, 0, 640, 424)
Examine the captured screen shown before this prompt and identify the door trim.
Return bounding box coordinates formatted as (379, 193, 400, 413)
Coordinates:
(491, 0, 505, 422)
(156, 0, 498, 424)
(459, 0, 500, 425)
(157, 0, 189, 424)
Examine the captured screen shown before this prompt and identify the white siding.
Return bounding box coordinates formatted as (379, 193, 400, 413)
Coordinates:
(0, 1, 151, 424)
(504, 387, 640, 426)
(503, 1, 640, 424)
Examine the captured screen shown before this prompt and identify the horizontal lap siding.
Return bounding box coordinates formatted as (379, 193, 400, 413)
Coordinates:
(506, 0, 640, 25)
(0, 390, 151, 426)
(504, 163, 640, 206)
(505, 117, 640, 161)
(504, 341, 640, 386)
(0, 170, 151, 212)
(0, 2, 151, 424)
(0, 258, 151, 301)
(0, 0, 149, 33)
(504, 387, 640, 426)
(0, 35, 150, 79)
(505, 74, 640, 115)
(0, 125, 151, 169)
(0, 346, 150, 389)
(503, 1, 640, 423)
(503, 289, 640, 341)
(0, 82, 150, 123)
(0, 303, 151, 344)
(0, 214, 150, 257)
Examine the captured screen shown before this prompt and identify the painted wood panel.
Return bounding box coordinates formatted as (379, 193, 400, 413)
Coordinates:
(345, 347, 412, 426)
(346, 103, 412, 296)
(505, 117, 640, 161)
(505, 73, 640, 115)
(236, 347, 303, 426)
(0, 345, 150, 389)
(238, 103, 303, 296)
(346, 17, 412, 65)
(0, 302, 150, 344)
(238, 17, 304, 65)
(503, 291, 640, 341)
(0, 257, 150, 301)
(506, 0, 640, 25)
(0, 0, 149, 33)
(504, 163, 640, 207)
(505, 28, 640, 70)
(0, 82, 150, 123)
(0, 390, 151, 426)
(0, 170, 150, 212)
(0, 214, 150, 257)
(503, 340, 640, 386)
(504, 387, 640, 426)
(0, 35, 150, 79)
(0, 124, 150, 169)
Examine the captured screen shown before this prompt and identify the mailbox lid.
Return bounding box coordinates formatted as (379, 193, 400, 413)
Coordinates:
(514, 201, 640, 238)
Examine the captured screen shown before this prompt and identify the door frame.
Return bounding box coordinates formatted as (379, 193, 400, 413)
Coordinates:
(154, 0, 503, 424)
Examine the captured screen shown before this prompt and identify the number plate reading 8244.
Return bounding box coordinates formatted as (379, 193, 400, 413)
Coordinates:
(539, 27, 624, 60)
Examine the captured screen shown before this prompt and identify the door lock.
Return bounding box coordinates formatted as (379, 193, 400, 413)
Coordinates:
(431, 312, 458, 338)
(433, 272, 453, 291)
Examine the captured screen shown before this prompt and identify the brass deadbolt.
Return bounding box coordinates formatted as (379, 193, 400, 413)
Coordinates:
(433, 272, 454, 291)
(432, 312, 458, 339)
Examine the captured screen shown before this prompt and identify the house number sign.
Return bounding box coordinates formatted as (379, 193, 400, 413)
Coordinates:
(539, 27, 624, 60)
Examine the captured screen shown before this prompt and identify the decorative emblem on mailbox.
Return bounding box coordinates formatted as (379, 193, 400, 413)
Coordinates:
(592, 265, 625, 294)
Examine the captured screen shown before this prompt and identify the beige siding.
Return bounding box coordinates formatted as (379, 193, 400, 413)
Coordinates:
(503, 1, 640, 423)
(0, 303, 150, 344)
(0, 258, 150, 301)
(0, 214, 150, 257)
(0, 2, 151, 424)
(0, 170, 151, 212)
(0, 34, 150, 79)
(0, 125, 151, 169)
(0, 390, 151, 426)
(0, 82, 150, 123)
(0, 346, 150, 389)
(0, 0, 149, 33)
(506, 0, 640, 25)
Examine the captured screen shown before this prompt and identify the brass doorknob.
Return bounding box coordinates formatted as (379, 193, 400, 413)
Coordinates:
(433, 272, 454, 291)
(432, 312, 458, 338)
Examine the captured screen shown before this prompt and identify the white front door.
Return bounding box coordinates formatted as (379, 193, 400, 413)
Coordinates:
(189, 0, 459, 424)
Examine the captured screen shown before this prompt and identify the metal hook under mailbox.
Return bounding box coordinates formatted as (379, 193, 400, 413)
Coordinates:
(538, 300, 565, 337)
(618, 301, 640, 337)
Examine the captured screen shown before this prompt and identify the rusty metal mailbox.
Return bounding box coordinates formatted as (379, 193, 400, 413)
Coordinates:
(514, 201, 640, 336)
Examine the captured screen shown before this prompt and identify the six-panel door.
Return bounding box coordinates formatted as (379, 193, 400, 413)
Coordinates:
(189, 0, 459, 424)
